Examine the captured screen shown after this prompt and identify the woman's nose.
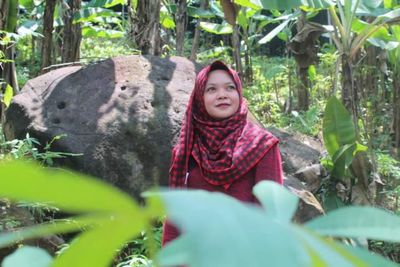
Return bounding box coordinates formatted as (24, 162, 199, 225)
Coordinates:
(216, 88, 227, 99)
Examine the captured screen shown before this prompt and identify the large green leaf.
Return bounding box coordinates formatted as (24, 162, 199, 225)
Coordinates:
(293, 225, 399, 267)
(2, 246, 53, 267)
(158, 189, 311, 267)
(322, 96, 356, 158)
(200, 22, 233, 34)
(0, 160, 163, 267)
(53, 219, 142, 267)
(0, 161, 138, 213)
(306, 206, 400, 242)
(157, 183, 400, 267)
(253, 181, 298, 223)
(331, 143, 355, 179)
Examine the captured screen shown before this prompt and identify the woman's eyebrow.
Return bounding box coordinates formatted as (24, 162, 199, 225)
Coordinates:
(206, 82, 235, 86)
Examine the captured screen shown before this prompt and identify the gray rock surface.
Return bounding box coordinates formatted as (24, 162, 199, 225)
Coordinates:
(5, 55, 201, 198)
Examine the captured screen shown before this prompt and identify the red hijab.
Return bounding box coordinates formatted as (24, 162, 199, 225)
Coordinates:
(169, 61, 278, 188)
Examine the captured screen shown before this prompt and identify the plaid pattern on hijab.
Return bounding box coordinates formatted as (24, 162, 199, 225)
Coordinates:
(169, 61, 279, 188)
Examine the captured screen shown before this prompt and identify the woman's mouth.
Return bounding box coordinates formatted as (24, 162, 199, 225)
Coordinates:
(216, 103, 230, 108)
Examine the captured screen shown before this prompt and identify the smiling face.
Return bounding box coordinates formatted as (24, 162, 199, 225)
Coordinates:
(203, 69, 240, 120)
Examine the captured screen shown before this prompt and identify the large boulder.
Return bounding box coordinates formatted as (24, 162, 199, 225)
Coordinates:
(4, 55, 325, 221)
(4, 55, 201, 198)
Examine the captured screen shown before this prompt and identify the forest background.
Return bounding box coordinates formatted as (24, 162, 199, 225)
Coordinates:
(1, 0, 400, 266)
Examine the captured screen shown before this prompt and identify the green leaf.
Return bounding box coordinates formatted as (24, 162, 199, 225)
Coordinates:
(322, 96, 356, 158)
(87, 0, 125, 8)
(2, 246, 53, 267)
(331, 143, 355, 179)
(17, 20, 42, 38)
(73, 8, 119, 23)
(306, 206, 400, 242)
(159, 190, 311, 267)
(235, 0, 263, 10)
(209, 1, 225, 18)
(157, 236, 191, 267)
(187, 6, 215, 19)
(2, 84, 14, 107)
(253, 181, 299, 223)
(200, 22, 233, 34)
(53, 219, 142, 267)
(293, 225, 399, 267)
(0, 160, 139, 214)
(256, 0, 332, 10)
(160, 7, 176, 29)
(308, 65, 316, 81)
(0, 215, 105, 248)
(258, 19, 290, 44)
(82, 26, 124, 38)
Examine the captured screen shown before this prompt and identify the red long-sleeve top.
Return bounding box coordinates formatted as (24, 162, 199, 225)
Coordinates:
(162, 143, 284, 246)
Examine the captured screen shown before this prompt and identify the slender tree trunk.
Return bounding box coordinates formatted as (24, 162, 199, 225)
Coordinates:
(297, 66, 310, 111)
(175, 0, 187, 56)
(62, 0, 82, 63)
(190, 0, 208, 61)
(0, 0, 18, 92)
(128, 0, 161, 56)
(394, 71, 400, 157)
(41, 0, 56, 71)
(231, 24, 242, 77)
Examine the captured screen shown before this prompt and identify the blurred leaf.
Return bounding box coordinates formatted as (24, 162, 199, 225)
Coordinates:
(2, 246, 53, 267)
(256, 0, 333, 10)
(2, 84, 14, 107)
(308, 65, 316, 81)
(322, 96, 356, 159)
(87, 0, 125, 8)
(306, 206, 400, 242)
(200, 22, 233, 34)
(0, 160, 138, 214)
(187, 6, 215, 19)
(160, 6, 176, 29)
(158, 189, 310, 267)
(82, 26, 124, 38)
(331, 144, 355, 179)
(73, 8, 119, 23)
(258, 19, 290, 44)
(253, 181, 299, 223)
(17, 20, 42, 37)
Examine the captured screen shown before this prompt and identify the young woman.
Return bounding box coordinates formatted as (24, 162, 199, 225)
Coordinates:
(162, 60, 283, 245)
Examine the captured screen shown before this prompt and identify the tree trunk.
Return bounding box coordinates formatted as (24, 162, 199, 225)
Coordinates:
(175, 0, 187, 56)
(231, 24, 242, 77)
(0, 0, 18, 92)
(297, 66, 310, 111)
(128, 0, 161, 56)
(41, 0, 56, 71)
(62, 0, 82, 63)
(190, 0, 208, 61)
(394, 71, 400, 157)
(341, 56, 359, 126)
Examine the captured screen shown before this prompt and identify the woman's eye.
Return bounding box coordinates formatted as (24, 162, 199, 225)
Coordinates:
(227, 85, 236, 90)
(206, 87, 215, 92)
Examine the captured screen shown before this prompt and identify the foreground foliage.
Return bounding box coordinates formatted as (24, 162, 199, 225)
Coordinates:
(0, 161, 400, 266)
